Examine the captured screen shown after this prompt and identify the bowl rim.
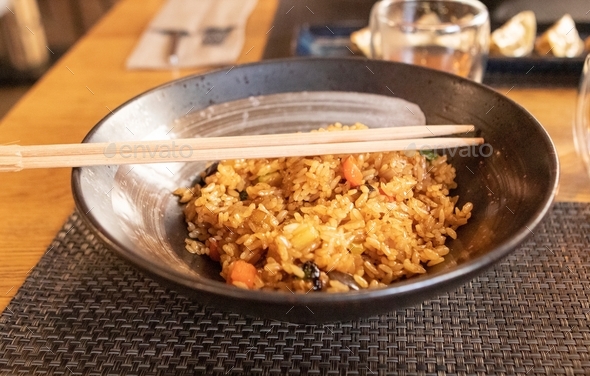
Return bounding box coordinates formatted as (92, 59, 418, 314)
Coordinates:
(71, 56, 560, 305)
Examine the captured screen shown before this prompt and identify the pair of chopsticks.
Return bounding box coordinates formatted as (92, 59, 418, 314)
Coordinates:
(0, 125, 482, 172)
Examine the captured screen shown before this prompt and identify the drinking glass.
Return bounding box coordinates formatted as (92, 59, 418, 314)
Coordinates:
(574, 54, 590, 178)
(369, 0, 490, 82)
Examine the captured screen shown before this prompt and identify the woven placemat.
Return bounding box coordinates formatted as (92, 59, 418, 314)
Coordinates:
(1, 202, 589, 375)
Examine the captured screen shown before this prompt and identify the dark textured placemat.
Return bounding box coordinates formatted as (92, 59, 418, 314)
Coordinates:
(1, 202, 589, 375)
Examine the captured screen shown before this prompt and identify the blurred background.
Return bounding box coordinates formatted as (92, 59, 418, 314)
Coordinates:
(0, 0, 117, 118)
(1, 0, 589, 119)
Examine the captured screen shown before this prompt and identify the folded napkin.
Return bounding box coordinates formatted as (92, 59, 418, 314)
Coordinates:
(126, 0, 257, 70)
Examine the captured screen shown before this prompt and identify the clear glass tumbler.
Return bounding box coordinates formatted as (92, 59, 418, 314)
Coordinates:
(369, 0, 490, 82)
(574, 54, 590, 178)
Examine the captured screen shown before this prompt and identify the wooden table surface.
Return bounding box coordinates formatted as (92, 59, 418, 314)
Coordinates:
(0, 0, 589, 312)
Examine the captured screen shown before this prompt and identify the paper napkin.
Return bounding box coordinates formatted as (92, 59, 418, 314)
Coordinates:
(126, 0, 258, 69)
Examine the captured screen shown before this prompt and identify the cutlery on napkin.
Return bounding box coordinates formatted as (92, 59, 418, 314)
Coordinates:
(126, 0, 258, 69)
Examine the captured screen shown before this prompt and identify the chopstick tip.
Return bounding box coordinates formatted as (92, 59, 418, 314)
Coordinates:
(0, 148, 23, 172)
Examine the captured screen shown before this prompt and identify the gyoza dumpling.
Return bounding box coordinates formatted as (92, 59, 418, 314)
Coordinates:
(535, 14, 584, 58)
(490, 11, 536, 57)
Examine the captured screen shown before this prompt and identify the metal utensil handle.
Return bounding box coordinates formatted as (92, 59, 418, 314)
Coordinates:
(168, 31, 182, 66)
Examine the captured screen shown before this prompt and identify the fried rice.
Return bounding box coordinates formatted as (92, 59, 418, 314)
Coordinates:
(174, 123, 472, 293)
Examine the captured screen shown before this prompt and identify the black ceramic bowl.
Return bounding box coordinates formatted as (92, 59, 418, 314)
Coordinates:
(72, 58, 559, 323)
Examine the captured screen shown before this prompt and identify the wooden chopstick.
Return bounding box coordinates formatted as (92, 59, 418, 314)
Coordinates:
(4, 126, 475, 157)
(0, 126, 481, 172)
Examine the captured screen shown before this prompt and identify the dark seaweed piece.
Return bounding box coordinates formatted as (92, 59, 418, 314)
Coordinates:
(193, 161, 220, 186)
(204, 161, 220, 177)
(302, 261, 320, 279)
(239, 190, 249, 201)
(364, 183, 376, 192)
(302, 261, 323, 291)
(311, 277, 323, 291)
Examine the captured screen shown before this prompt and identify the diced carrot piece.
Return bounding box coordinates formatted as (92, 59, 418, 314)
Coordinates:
(342, 156, 363, 187)
(207, 238, 220, 262)
(228, 260, 257, 289)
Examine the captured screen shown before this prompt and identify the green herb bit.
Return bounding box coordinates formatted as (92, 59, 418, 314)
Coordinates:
(420, 149, 438, 161)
